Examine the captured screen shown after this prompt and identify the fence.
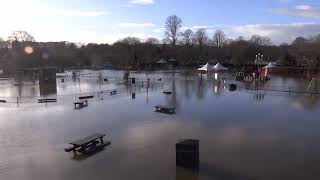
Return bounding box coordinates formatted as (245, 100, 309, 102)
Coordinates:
(0, 80, 164, 108)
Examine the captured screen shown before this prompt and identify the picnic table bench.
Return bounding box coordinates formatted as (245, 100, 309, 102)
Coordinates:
(79, 95, 94, 100)
(110, 90, 117, 96)
(74, 100, 88, 109)
(38, 98, 57, 103)
(65, 133, 110, 154)
(163, 90, 172, 95)
(154, 105, 176, 114)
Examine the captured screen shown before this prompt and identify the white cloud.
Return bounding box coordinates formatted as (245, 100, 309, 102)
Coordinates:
(50, 8, 108, 17)
(182, 26, 216, 31)
(178, 23, 320, 44)
(230, 22, 320, 44)
(117, 23, 156, 28)
(0, 0, 109, 40)
(0, 1, 109, 18)
(273, 5, 320, 18)
(129, 0, 154, 5)
(295, 5, 312, 10)
(120, 4, 134, 7)
(31, 27, 153, 44)
(116, 23, 320, 44)
(152, 28, 165, 33)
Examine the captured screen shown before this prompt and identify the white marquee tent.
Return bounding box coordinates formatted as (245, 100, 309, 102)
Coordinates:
(213, 63, 228, 71)
(263, 62, 277, 69)
(157, 59, 167, 64)
(198, 63, 213, 72)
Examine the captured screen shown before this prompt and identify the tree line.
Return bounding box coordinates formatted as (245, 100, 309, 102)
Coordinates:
(1, 15, 320, 74)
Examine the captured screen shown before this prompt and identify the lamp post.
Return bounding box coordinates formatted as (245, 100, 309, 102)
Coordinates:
(255, 53, 264, 69)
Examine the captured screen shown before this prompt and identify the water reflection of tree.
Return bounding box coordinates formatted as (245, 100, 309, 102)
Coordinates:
(253, 90, 266, 104)
(184, 79, 189, 98)
(182, 70, 190, 99)
(164, 72, 179, 108)
(213, 82, 223, 96)
(197, 74, 206, 100)
(289, 95, 320, 109)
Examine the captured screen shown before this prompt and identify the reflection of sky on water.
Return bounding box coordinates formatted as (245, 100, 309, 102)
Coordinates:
(1, 70, 320, 180)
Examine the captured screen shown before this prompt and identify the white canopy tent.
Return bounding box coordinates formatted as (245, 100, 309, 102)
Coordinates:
(263, 62, 277, 69)
(168, 58, 176, 62)
(213, 63, 228, 71)
(198, 63, 213, 72)
(157, 59, 167, 64)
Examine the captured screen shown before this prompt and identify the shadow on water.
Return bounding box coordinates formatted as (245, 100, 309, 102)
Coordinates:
(176, 167, 199, 180)
(176, 163, 257, 180)
(199, 162, 257, 180)
(70, 147, 106, 161)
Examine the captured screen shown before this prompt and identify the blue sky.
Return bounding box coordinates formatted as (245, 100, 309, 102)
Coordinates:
(0, 0, 319, 44)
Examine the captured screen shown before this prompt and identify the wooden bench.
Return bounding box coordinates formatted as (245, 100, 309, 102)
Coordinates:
(110, 90, 117, 96)
(74, 100, 88, 109)
(65, 133, 111, 154)
(154, 105, 176, 114)
(79, 95, 94, 100)
(38, 98, 57, 103)
(163, 90, 172, 95)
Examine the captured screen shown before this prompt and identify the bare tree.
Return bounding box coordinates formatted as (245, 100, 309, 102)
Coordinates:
(194, 28, 208, 48)
(116, 37, 141, 45)
(292, 37, 307, 47)
(261, 37, 272, 46)
(114, 37, 141, 68)
(236, 36, 245, 41)
(164, 15, 182, 47)
(0, 37, 6, 48)
(213, 30, 226, 47)
(145, 37, 159, 45)
(249, 35, 272, 46)
(181, 29, 194, 46)
(8, 31, 35, 43)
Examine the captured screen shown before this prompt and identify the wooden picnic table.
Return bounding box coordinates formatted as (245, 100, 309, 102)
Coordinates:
(74, 100, 88, 109)
(65, 133, 110, 154)
(163, 90, 172, 95)
(154, 105, 176, 114)
(79, 95, 94, 100)
(38, 98, 57, 103)
(110, 90, 117, 96)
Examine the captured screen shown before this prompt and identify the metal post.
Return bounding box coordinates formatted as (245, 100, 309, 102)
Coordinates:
(288, 87, 290, 96)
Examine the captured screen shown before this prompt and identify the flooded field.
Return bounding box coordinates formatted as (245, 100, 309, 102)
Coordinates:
(1, 70, 320, 180)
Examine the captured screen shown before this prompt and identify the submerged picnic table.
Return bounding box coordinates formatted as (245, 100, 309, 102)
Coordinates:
(65, 133, 110, 154)
(154, 105, 176, 114)
(74, 100, 88, 109)
(110, 90, 117, 95)
(163, 90, 172, 95)
(38, 98, 57, 103)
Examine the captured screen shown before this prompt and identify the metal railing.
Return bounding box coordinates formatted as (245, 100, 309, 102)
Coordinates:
(0, 80, 164, 108)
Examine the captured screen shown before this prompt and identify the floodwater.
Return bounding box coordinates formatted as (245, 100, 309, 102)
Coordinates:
(1, 70, 320, 180)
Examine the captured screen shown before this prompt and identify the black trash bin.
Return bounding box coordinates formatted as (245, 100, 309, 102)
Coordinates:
(176, 139, 199, 169)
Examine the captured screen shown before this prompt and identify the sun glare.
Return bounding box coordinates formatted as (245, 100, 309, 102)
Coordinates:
(24, 46, 34, 54)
